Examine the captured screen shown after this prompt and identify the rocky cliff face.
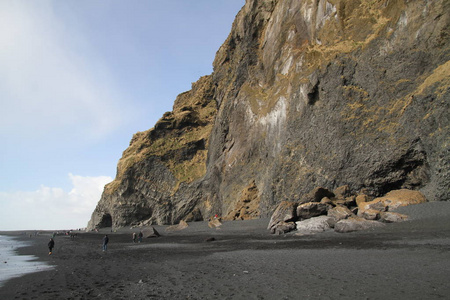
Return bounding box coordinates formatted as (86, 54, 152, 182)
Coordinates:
(88, 0, 449, 229)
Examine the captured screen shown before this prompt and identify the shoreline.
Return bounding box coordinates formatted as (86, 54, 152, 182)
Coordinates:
(1, 202, 450, 299)
(0, 235, 54, 288)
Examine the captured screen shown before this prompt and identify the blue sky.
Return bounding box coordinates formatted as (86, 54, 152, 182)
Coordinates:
(0, 0, 244, 230)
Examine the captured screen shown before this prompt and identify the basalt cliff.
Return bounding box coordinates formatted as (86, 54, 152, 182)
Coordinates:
(88, 0, 449, 229)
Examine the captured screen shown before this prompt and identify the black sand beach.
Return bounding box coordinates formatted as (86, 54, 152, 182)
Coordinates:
(1, 202, 450, 299)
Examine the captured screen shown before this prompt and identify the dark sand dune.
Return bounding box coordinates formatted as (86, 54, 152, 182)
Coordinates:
(1, 202, 450, 299)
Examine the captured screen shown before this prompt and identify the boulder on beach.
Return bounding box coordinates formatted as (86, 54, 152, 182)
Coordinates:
(208, 218, 222, 228)
(355, 194, 371, 206)
(296, 202, 331, 220)
(295, 216, 334, 236)
(379, 212, 409, 223)
(327, 206, 354, 222)
(333, 185, 351, 199)
(143, 227, 161, 238)
(267, 201, 298, 230)
(359, 189, 427, 214)
(334, 217, 385, 233)
(270, 221, 296, 235)
(359, 208, 381, 220)
(375, 189, 427, 209)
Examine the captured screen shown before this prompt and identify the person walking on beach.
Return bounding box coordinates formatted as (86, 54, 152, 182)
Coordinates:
(48, 238, 55, 255)
(102, 235, 109, 251)
(138, 231, 143, 243)
(132, 232, 137, 243)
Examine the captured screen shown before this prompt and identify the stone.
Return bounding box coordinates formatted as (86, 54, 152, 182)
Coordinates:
(327, 206, 354, 222)
(374, 189, 427, 210)
(208, 218, 222, 228)
(142, 227, 161, 238)
(295, 216, 333, 235)
(334, 217, 385, 233)
(358, 189, 427, 217)
(267, 201, 298, 230)
(320, 197, 332, 205)
(355, 194, 370, 206)
(358, 199, 388, 218)
(359, 209, 380, 221)
(333, 185, 351, 199)
(270, 221, 296, 235)
(380, 212, 409, 223)
(296, 202, 331, 220)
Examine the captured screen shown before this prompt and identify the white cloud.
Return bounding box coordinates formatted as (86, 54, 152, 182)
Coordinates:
(0, 174, 112, 230)
(0, 1, 129, 139)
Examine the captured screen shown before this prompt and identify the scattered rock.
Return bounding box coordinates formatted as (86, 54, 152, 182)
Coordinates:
(333, 185, 351, 199)
(143, 227, 161, 238)
(296, 202, 331, 220)
(295, 216, 334, 235)
(270, 221, 296, 235)
(208, 218, 223, 228)
(379, 212, 409, 223)
(355, 194, 371, 206)
(334, 217, 385, 233)
(358, 189, 427, 219)
(374, 189, 427, 210)
(267, 201, 298, 230)
(320, 197, 333, 205)
(358, 199, 388, 214)
(359, 208, 381, 221)
(327, 206, 354, 222)
(267, 188, 425, 235)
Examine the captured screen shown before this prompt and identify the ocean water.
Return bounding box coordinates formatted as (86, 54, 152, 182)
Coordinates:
(0, 235, 54, 288)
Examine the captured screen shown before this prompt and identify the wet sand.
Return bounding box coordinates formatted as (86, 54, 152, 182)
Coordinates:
(1, 202, 450, 299)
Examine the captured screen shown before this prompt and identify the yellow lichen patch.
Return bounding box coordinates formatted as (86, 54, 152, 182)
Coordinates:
(415, 60, 450, 97)
(342, 61, 449, 138)
(241, 81, 288, 117)
(170, 149, 208, 189)
(304, 0, 400, 72)
(388, 60, 450, 116)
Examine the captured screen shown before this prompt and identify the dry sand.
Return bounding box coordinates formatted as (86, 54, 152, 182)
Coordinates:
(1, 202, 450, 299)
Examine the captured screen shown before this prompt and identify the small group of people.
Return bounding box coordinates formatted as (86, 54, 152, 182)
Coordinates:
(47, 234, 110, 255)
(47, 230, 146, 255)
(132, 231, 144, 243)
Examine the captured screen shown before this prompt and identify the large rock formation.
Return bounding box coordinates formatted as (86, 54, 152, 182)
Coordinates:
(88, 0, 449, 229)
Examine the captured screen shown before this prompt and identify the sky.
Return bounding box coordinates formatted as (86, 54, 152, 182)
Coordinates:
(0, 0, 245, 230)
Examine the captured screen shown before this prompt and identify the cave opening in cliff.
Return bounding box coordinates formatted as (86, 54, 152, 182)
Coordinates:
(99, 214, 112, 228)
